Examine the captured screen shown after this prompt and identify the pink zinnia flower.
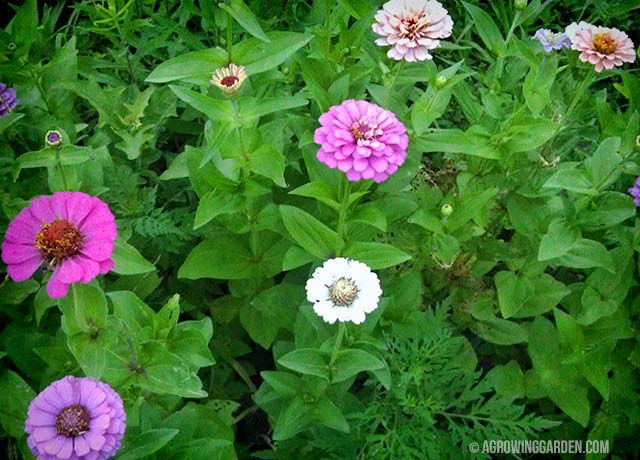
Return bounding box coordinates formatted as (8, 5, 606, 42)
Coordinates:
(372, 0, 453, 62)
(572, 25, 635, 72)
(313, 100, 409, 183)
(25, 376, 126, 460)
(1, 192, 117, 299)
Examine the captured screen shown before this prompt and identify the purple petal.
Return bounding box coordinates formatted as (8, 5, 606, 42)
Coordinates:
(46, 270, 70, 298)
(56, 258, 84, 284)
(80, 239, 114, 261)
(98, 259, 115, 274)
(7, 256, 41, 282)
(1, 241, 40, 264)
(29, 196, 55, 222)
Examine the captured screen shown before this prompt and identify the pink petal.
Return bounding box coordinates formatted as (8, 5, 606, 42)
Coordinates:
(56, 439, 74, 459)
(56, 258, 84, 284)
(27, 407, 56, 427)
(74, 256, 101, 283)
(90, 414, 111, 431)
(5, 209, 41, 244)
(43, 435, 67, 455)
(80, 239, 114, 261)
(99, 259, 115, 274)
(46, 270, 70, 299)
(1, 241, 40, 264)
(74, 435, 91, 457)
(29, 196, 55, 222)
(66, 192, 94, 224)
(7, 256, 42, 282)
(51, 192, 73, 219)
(84, 431, 106, 451)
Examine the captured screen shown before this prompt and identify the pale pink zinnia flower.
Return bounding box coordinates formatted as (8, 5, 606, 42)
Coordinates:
(313, 100, 409, 183)
(210, 63, 247, 95)
(25, 376, 126, 460)
(572, 25, 635, 72)
(1, 192, 117, 298)
(372, 0, 453, 62)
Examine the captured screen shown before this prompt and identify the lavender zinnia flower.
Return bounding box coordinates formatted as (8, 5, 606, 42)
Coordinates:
(628, 177, 640, 206)
(0, 82, 19, 117)
(313, 100, 409, 183)
(25, 376, 126, 460)
(532, 28, 571, 52)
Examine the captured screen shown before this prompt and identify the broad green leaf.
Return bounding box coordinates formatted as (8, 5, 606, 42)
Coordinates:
(234, 32, 312, 75)
(445, 188, 498, 231)
(553, 239, 615, 273)
(278, 349, 330, 380)
(343, 241, 411, 269)
(350, 205, 387, 232)
(523, 54, 558, 115)
(314, 397, 350, 432)
(408, 209, 444, 233)
(462, 2, 506, 55)
(249, 143, 286, 186)
(485, 361, 525, 399)
(272, 396, 312, 441)
(0, 369, 36, 438)
(543, 167, 595, 195)
(0, 278, 39, 305)
(413, 128, 499, 159)
(261, 371, 303, 398)
(239, 96, 308, 121)
(220, 0, 270, 42)
(501, 118, 558, 153)
(494, 271, 531, 318)
(290, 182, 340, 210)
(514, 274, 570, 317)
(471, 318, 528, 345)
(432, 233, 460, 265)
(112, 238, 156, 275)
(280, 205, 336, 260)
(411, 86, 453, 135)
(282, 245, 314, 271)
(194, 190, 243, 229)
(170, 85, 235, 121)
(331, 349, 385, 383)
(577, 192, 635, 229)
(538, 218, 581, 261)
(145, 49, 227, 83)
(585, 137, 622, 189)
(118, 429, 180, 460)
(108, 291, 155, 339)
(0, 112, 24, 135)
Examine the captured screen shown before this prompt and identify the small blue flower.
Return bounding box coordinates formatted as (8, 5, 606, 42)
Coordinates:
(628, 177, 640, 206)
(0, 82, 19, 117)
(532, 28, 571, 53)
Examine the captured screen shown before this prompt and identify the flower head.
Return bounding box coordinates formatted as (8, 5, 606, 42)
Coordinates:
(532, 28, 571, 52)
(305, 258, 382, 325)
(46, 130, 63, 148)
(1, 192, 117, 298)
(572, 24, 635, 72)
(313, 99, 409, 183)
(210, 63, 247, 95)
(628, 177, 640, 206)
(0, 82, 19, 117)
(25, 376, 126, 460)
(372, 0, 453, 62)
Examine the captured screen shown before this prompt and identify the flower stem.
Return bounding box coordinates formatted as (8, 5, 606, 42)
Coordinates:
(383, 60, 406, 109)
(335, 179, 351, 256)
(328, 321, 346, 379)
(55, 150, 70, 191)
(324, 0, 332, 57)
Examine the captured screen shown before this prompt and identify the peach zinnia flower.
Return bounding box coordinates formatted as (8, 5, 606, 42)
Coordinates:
(572, 25, 635, 72)
(372, 0, 453, 62)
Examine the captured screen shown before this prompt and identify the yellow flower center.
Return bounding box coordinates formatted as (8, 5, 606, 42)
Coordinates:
(329, 277, 359, 306)
(400, 11, 429, 39)
(592, 33, 617, 55)
(35, 219, 84, 267)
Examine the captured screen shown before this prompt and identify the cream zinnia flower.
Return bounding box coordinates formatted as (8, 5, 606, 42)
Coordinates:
(572, 25, 635, 73)
(210, 63, 247, 95)
(372, 0, 453, 62)
(305, 258, 382, 325)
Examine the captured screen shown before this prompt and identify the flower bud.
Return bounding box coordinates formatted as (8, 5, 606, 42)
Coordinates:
(440, 203, 453, 217)
(635, 135, 640, 151)
(45, 130, 63, 147)
(514, 0, 527, 10)
(435, 75, 447, 88)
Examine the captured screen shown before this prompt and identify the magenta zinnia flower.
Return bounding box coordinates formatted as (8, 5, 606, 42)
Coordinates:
(25, 376, 126, 460)
(313, 100, 409, 183)
(1, 192, 117, 299)
(572, 25, 635, 72)
(372, 0, 453, 62)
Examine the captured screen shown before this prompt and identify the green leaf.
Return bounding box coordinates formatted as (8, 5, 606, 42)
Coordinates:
(350, 205, 387, 232)
(280, 205, 336, 260)
(331, 349, 385, 383)
(112, 238, 156, 275)
(413, 128, 499, 159)
(543, 167, 595, 195)
(538, 218, 581, 261)
(234, 32, 312, 75)
(118, 429, 180, 460)
(494, 271, 531, 319)
(239, 96, 308, 121)
(261, 371, 303, 398)
(0, 111, 24, 135)
(156, 294, 181, 339)
(249, 143, 286, 186)
(145, 49, 228, 84)
(445, 188, 498, 231)
(278, 349, 330, 380)
(314, 397, 350, 433)
(553, 239, 615, 273)
(289, 182, 340, 210)
(220, 0, 270, 42)
(411, 86, 453, 135)
(432, 233, 460, 265)
(170, 85, 235, 121)
(471, 318, 528, 345)
(0, 369, 36, 438)
(585, 137, 622, 189)
(408, 209, 444, 233)
(282, 245, 314, 271)
(485, 361, 525, 399)
(523, 54, 558, 115)
(501, 118, 558, 153)
(0, 278, 39, 305)
(272, 396, 311, 441)
(109, 291, 155, 339)
(514, 274, 570, 317)
(577, 192, 635, 229)
(462, 2, 506, 55)
(194, 190, 243, 229)
(343, 241, 411, 269)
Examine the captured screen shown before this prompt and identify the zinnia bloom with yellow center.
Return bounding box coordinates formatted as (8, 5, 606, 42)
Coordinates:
(372, 0, 453, 62)
(572, 25, 635, 72)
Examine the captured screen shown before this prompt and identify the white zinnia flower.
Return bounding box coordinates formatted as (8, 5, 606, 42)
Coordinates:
(305, 257, 382, 325)
(210, 63, 247, 95)
(564, 21, 591, 43)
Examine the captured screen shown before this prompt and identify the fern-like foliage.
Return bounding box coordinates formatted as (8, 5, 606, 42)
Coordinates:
(313, 304, 557, 460)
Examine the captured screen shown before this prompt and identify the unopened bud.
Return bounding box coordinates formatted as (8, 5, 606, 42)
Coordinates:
(435, 75, 447, 88)
(45, 130, 63, 148)
(635, 135, 640, 151)
(440, 203, 453, 217)
(514, 0, 527, 10)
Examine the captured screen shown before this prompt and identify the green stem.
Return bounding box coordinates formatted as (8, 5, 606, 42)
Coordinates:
(383, 60, 406, 109)
(55, 150, 70, 191)
(35, 78, 54, 114)
(324, 0, 332, 57)
(328, 321, 346, 377)
(227, 5, 233, 62)
(335, 179, 351, 256)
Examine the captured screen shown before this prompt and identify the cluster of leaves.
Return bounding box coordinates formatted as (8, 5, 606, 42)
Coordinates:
(0, 0, 639, 459)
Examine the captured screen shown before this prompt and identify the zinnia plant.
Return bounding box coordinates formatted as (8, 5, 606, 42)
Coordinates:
(313, 99, 408, 183)
(24, 376, 125, 460)
(1, 192, 117, 298)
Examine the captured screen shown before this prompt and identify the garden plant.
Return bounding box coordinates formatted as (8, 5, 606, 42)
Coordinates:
(0, 0, 639, 459)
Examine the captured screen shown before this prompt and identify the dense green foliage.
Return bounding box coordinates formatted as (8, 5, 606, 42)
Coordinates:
(1, 0, 639, 458)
